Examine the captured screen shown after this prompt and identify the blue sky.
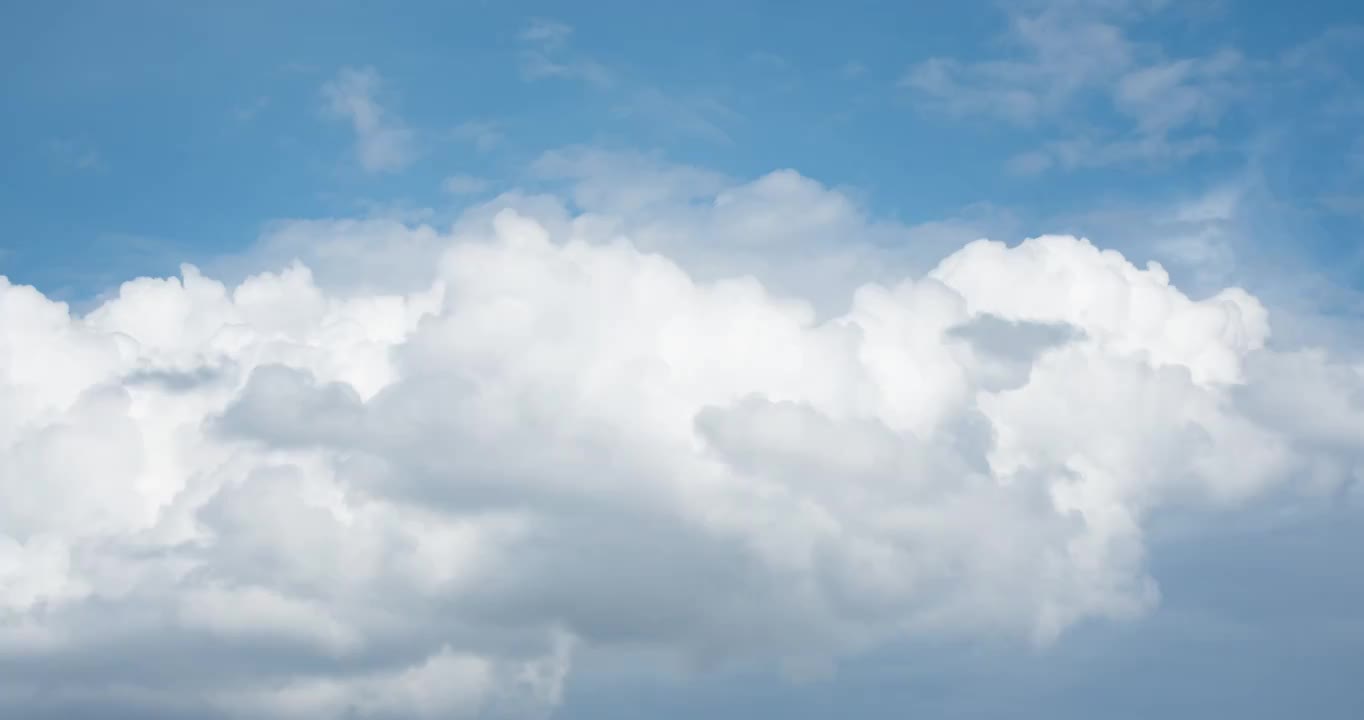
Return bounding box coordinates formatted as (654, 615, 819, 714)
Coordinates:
(4, 1, 1362, 296)
(3, 2, 1364, 719)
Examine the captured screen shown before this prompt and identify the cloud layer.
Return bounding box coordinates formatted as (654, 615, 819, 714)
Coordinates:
(2, 169, 1362, 718)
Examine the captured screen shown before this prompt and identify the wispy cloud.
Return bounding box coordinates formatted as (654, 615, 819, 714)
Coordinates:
(1271, 23, 1364, 152)
(902, 5, 1134, 125)
(1113, 48, 1244, 134)
(518, 18, 614, 88)
(448, 120, 504, 152)
(233, 95, 270, 123)
(1280, 24, 1364, 82)
(1321, 193, 1364, 220)
(748, 51, 790, 72)
(613, 88, 739, 143)
(519, 17, 574, 48)
(321, 66, 415, 173)
(47, 138, 104, 172)
(441, 174, 490, 195)
(1008, 134, 1219, 175)
(903, 1, 1246, 172)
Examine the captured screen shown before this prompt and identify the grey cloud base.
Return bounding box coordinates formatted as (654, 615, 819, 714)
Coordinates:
(1, 176, 1362, 718)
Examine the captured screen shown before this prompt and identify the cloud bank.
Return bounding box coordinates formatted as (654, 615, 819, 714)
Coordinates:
(2, 164, 1362, 718)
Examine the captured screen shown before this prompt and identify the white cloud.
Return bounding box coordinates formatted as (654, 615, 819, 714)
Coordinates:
(1, 154, 1361, 718)
(1015, 173, 1364, 354)
(322, 67, 415, 173)
(522, 146, 1008, 311)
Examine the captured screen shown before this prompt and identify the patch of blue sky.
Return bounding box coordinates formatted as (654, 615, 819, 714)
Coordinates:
(3, 1, 1359, 301)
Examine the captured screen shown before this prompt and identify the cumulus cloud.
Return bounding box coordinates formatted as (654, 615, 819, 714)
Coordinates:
(323, 67, 415, 173)
(2, 162, 1362, 718)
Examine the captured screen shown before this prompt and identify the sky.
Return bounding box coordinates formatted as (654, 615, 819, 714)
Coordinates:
(1, 0, 1363, 718)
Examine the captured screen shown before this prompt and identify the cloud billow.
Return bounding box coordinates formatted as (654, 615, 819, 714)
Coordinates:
(0, 176, 1360, 718)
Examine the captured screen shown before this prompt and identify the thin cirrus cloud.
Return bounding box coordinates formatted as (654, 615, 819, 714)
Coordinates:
(2, 149, 1362, 719)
